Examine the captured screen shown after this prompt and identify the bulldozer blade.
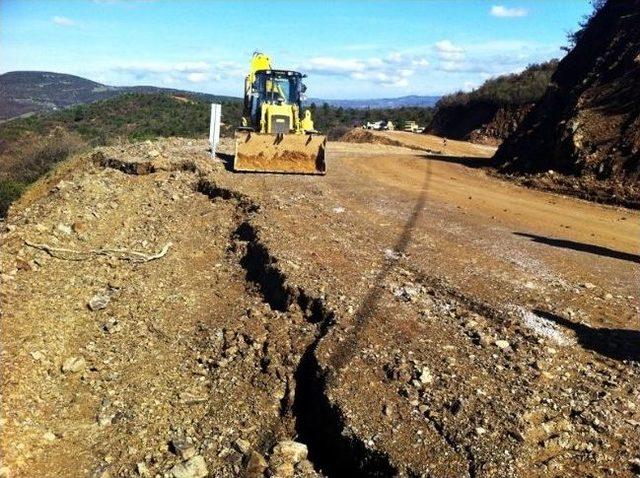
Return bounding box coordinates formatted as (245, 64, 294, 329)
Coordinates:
(234, 131, 326, 175)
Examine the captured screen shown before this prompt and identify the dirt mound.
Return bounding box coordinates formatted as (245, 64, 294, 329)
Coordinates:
(494, 0, 640, 203)
(339, 128, 405, 147)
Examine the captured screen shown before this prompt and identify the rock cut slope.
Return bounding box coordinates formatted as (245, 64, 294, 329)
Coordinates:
(494, 0, 640, 203)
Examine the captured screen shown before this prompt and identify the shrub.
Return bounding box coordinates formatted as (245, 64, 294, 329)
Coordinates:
(0, 179, 27, 217)
(2, 129, 86, 183)
(435, 60, 559, 110)
(0, 128, 87, 216)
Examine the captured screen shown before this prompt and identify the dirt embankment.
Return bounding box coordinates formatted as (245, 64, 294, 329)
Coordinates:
(340, 129, 497, 157)
(339, 129, 408, 148)
(351, 129, 497, 158)
(494, 0, 640, 206)
(429, 103, 534, 146)
(361, 124, 638, 209)
(1, 136, 639, 478)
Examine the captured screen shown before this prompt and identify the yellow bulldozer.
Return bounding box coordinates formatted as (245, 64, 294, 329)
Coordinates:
(234, 53, 327, 174)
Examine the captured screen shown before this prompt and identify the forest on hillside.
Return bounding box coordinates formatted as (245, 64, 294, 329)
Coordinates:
(0, 92, 434, 215)
(436, 60, 559, 110)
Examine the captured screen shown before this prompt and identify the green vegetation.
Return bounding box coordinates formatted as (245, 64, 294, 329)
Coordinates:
(0, 91, 434, 215)
(564, 0, 607, 50)
(436, 60, 558, 110)
(309, 103, 434, 139)
(0, 93, 242, 216)
(0, 128, 87, 215)
(0, 179, 26, 218)
(0, 93, 242, 145)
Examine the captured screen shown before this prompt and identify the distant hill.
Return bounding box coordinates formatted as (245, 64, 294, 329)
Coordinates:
(0, 71, 439, 121)
(429, 60, 558, 144)
(0, 92, 242, 146)
(0, 71, 238, 121)
(0, 92, 244, 215)
(306, 95, 440, 109)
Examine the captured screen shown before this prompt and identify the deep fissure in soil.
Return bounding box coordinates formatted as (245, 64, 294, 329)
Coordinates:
(195, 177, 400, 477)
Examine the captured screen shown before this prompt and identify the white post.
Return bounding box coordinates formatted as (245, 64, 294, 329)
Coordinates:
(209, 103, 221, 158)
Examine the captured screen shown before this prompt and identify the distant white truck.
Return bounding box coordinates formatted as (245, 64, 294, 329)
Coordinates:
(363, 120, 394, 131)
(404, 121, 425, 133)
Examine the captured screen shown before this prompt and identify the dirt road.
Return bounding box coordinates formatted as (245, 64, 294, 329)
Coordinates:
(1, 135, 638, 477)
(377, 130, 497, 157)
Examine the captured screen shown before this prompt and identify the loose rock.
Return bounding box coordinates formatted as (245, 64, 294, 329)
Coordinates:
(61, 356, 86, 373)
(169, 455, 208, 478)
(244, 451, 268, 478)
(270, 440, 308, 465)
(495, 340, 510, 350)
(89, 290, 112, 311)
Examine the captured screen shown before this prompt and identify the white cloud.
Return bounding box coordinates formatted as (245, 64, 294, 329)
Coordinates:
(490, 5, 528, 18)
(114, 61, 210, 75)
(300, 52, 429, 88)
(186, 72, 206, 83)
(435, 40, 465, 62)
(109, 58, 245, 87)
(52, 16, 76, 27)
(435, 40, 464, 53)
(463, 81, 479, 92)
(411, 58, 430, 68)
(433, 38, 557, 76)
(172, 62, 210, 73)
(305, 57, 367, 74)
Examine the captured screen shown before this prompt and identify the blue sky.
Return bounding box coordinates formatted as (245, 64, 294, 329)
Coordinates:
(1, 0, 593, 99)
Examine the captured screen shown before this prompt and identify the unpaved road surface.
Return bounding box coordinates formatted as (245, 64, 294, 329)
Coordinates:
(1, 135, 639, 478)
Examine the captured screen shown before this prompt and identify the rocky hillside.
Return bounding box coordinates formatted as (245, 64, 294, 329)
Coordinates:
(0, 71, 236, 121)
(494, 0, 640, 205)
(429, 61, 558, 145)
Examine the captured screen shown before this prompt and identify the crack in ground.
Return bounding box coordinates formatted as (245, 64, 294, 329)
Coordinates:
(423, 409, 477, 478)
(93, 151, 198, 175)
(101, 161, 481, 476)
(197, 178, 398, 477)
(92, 159, 484, 476)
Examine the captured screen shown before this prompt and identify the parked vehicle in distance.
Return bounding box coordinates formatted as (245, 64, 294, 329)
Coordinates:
(363, 120, 394, 131)
(404, 120, 424, 133)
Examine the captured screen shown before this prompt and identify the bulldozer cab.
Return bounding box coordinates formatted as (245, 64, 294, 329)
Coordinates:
(247, 70, 304, 130)
(259, 70, 303, 104)
(254, 70, 303, 104)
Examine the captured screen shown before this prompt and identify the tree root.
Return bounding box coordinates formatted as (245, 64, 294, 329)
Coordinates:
(24, 240, 173, 263)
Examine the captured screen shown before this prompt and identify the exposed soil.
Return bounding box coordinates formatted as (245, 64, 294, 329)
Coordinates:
(375, 130, 640, 210)
(372, 130, 496, 158)
(429, 103, 534, 146)
(494, 1, 640, 192)
(339, 129, 408, 149)
(1, 136, 639, 478)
